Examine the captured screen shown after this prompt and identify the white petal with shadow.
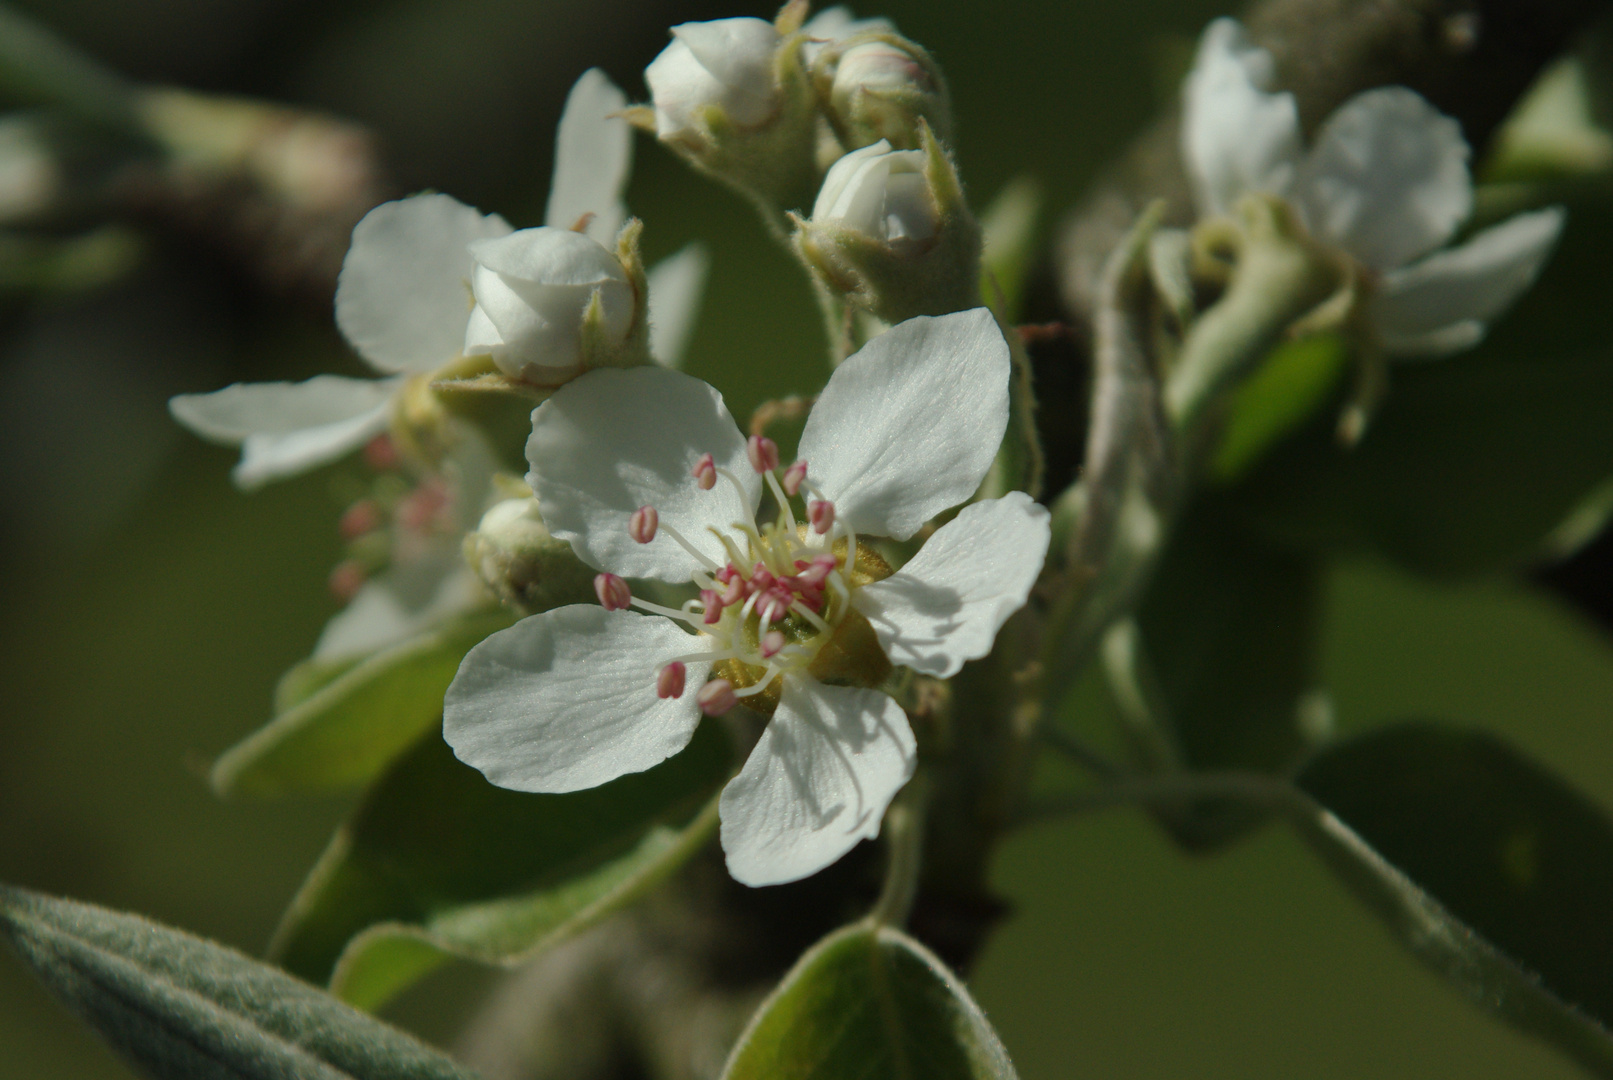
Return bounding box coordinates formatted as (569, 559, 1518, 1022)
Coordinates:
(647, 243, 711, 370)
(797, 309, 1009, 541)
(445, 606, 709, 794)
(719, 678, 915, 886)
(545, 68, 632, 247)
(854, 492, 1050, 677)
(1181, 18, 1301, 216)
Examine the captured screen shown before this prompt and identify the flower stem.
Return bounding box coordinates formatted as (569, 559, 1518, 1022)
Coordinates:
(869, 771, 929, 927)
(1017, 769, 1302, 826)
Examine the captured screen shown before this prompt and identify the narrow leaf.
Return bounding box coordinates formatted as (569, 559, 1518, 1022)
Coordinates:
(722, 921, 1018, 1080)
(211, 607, 513, 797)
(1292, 722, 1613, 1076)
(272, 724, 730, 1011)
(0, 884, 478, 1080)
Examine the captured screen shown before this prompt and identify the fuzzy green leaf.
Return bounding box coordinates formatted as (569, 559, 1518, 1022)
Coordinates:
(1293, 722, 1613, 1076)
(721, 921, 1018, 1080)
(272, 724, 730, 1011)
(0, 884, 479, 1080)
(211, 607, 513, 797)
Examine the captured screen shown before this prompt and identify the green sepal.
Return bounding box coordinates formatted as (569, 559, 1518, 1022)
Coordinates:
(270, 724, 731, 1011)
(0, 884, 480, 1080)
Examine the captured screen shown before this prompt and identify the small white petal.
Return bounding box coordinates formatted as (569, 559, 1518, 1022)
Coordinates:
(1298, 87, 1472, 271)
(813, 141, 935, 243)
(853, 492, 1050, 677)
(1181, 17, 1302, 217)
(469, 227, 626, 287)
(672, 19, 779, 127)
(647, 243, 711, 370)
(527, 366, 759, 581)
(314, 562, 483, 661)
(798, 309, 1010, 540)
(335, 194, 511, 374)
(446, 607, 709, 793)
(545, 68, 632, 248)
(719, 678, 915, 886)
(169, 375, 400, 489)
(1371, 206, 1566, 359)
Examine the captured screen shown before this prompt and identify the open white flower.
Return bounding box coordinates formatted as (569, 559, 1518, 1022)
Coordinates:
(1182, 17, 1565, 358)
(444, 308, 1050, 886)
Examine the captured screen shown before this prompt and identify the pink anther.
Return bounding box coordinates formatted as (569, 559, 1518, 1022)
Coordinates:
(594, 573, 632, 611)
(691, 452, 717, 490)
(749, 564, 776, 591)
(363, 433, 400, 471)
(756, 590, 790, 624)
(760, 630, 787, 658)
(696, 678, 738, 716)
(809, 499, 836, 535)
(629, 505, 659, 544)
(746, 435, 780, 474)
(657, 661, 687, 699)
(328, 560, 367, 602)
(795, 553, 837, 587)
(339, 499, 382, 541)
(782, 460, 809, 497)
(699, 589, 725, 625)
(719, 575, 746, 606)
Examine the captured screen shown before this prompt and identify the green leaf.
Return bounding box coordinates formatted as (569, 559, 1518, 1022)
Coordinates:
(0, 884, 478, 1080)
(1224, 184, 1613, 576)
(978, 176, 1042, 323)
(272, 723, 731, 1011)
(1292, 722, 1613, 1076)
(1129, 501, 1323, 848)
(211, 607, 514, 798)
(1210, 333, 1348, 482)
(721, 921, 1018, 1080)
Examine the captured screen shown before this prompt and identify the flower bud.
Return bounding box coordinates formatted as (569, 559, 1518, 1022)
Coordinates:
(463, 225, 646, 386)
(793, 129, 982, 325)
(822, 36, 951, 150)
(463, 496, 596, 615)
(646, 18, 782, 139)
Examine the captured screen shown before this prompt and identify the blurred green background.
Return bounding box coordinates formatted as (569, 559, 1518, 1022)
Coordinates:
(2, 0, 1611, 1077)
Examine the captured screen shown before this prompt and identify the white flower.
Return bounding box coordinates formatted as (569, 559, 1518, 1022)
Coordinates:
(801, 5, 894, 65)
(646, 18, 782, 139)
(443, 308, 1050, 886)
(813, 139, 937, 244)
(1182, 17, 1566, 358)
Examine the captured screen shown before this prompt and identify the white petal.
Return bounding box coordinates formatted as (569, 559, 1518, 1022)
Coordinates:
(169, 375, 400, 489)
(1298, 87, 1471, 271)
(647, 243, 711, 370)
(719, 678, 915, 886)
(469, 227, 626, 286)
(798, 308, 1009, 541)
(671, 19, 780, 128)
(527, 366, 759, 581)
(1181, 18, 1302, 217)
(445, 607, 708, 794)
(335, 194, 512, 374)
(1370, 206, 1566, 358)
(314, 562, 483, 661)
(853, 492, 1050, 677)
(545, 68, 632, 248)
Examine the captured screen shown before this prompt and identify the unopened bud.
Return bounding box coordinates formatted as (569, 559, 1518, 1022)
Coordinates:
(747, 434, 781, 474)
(697, 678, 739, 716)
(824, 37, 951, 150)
(692, 452, 717, 490)
(809, 499, 836, 534)
(594, 572, 632, 611)
(782, 460, 809, 496)
(629, 505, 659, 544)
(464, 496, 596, 615)
(657, 661, 687, 699)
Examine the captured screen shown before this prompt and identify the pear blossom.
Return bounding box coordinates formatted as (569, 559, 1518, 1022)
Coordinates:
(812, 139, 937, 244)
(1182, 17, 1565, 358)
(646, 18, 783, 139)
(443, 308, 1050, 886)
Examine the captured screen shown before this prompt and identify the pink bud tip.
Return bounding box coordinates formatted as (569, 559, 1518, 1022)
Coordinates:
(699, 588, 725, 624)
(629, 505, 659, 544)
(594, 573, 632, 611)
(809, 499, 836, 535)
(747, 435, 780, 474)
(760, 630, 786, 658)
(782, 460, 809, 497)
(328, 560, 367, 603)
(691, 453, 717, 490)
(696, 678, 738, 716)
(657, 661, 687, 699)
(363, 434, 400, 471)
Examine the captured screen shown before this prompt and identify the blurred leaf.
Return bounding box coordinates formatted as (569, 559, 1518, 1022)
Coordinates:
(211, 607, 514, 798)
(1130, 502, 1323, 848)
(721, 921, 1018, 1080)
(1224, 183, 1613, 576)
(1210, 333, 1348, 482)
(272, 724, 731, 1011)
(0, 884, 478, 1080)
(979, 176, 1042, 323)
(1293, 722, 1613, 1076)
